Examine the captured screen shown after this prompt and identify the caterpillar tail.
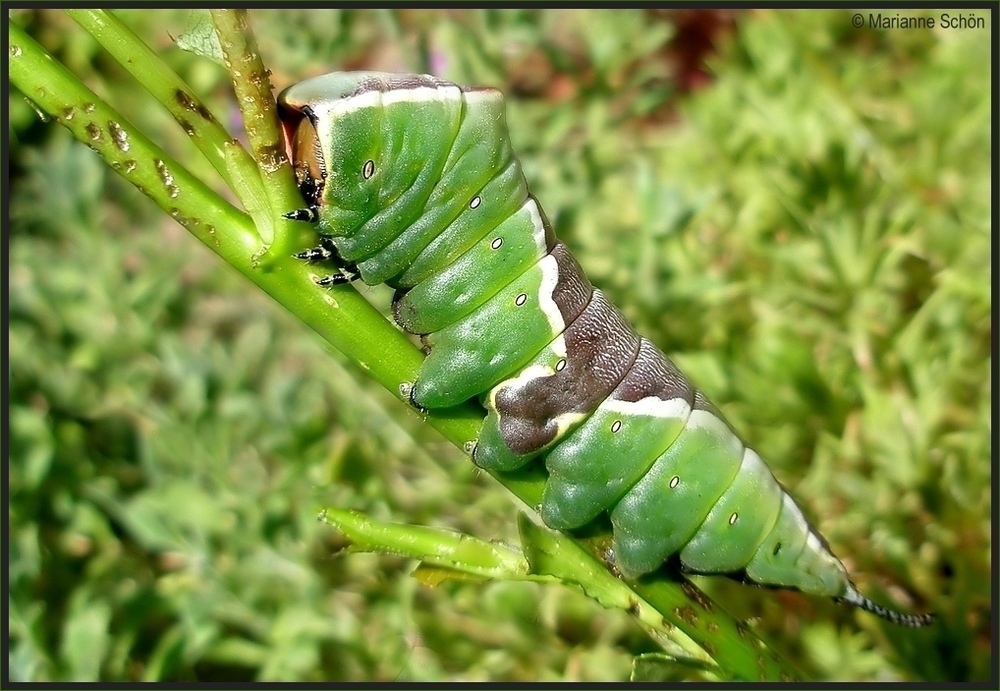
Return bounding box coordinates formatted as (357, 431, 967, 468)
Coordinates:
(839, 584, 935, 627)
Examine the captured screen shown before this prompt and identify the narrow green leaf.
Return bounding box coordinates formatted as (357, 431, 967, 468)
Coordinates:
(320, 507, 529, 580)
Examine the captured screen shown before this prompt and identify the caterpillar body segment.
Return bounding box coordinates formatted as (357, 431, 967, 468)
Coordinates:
(278, 71, 933, 627)
(391, 198, 553, 336)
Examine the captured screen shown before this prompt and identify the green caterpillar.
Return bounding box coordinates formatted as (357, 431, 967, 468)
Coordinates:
(277, 71, 932, 627)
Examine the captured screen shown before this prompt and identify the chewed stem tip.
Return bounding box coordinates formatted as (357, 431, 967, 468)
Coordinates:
(839, 585, 935, 627)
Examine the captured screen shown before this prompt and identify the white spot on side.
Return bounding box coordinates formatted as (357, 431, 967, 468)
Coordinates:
(470, 196, 481, 209)
(555, 358, 567, 372)
(611, 420, 623, 433)
(729, 512, 739, 525)
(363, 160, 375, 179)
(491, 237, 503, 250)
(515, 293, 527, 306)
(669, 475, 680, 489)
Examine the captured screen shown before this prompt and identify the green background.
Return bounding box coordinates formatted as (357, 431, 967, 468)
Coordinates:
(7, 8, 992, 681)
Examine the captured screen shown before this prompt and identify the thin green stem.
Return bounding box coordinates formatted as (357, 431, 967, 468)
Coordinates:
(65, 9, 248, 189)
(65, 9, 281, 250)
(9, 23, 256, 257)
(210, 9, 304, 254)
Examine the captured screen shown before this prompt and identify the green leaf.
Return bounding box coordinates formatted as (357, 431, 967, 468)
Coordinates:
(175, 10, 226, 65)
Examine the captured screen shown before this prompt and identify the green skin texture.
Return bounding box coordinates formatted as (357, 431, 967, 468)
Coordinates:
(278, 72, 931, 625)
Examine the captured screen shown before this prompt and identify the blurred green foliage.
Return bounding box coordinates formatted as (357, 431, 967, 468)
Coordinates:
(7, 8, 991, 682)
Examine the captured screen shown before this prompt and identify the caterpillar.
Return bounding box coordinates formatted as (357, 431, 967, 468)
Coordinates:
(277, 71, 933, 627)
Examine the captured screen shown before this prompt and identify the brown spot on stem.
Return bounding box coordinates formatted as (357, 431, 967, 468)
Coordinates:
(673, 605, 698, 627)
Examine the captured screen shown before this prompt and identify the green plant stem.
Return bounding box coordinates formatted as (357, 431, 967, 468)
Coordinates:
(65, 9, 248, 189)
(210, 9, 304, 253)
(8, 23, 255, 256)
(65, 9, 278, 248)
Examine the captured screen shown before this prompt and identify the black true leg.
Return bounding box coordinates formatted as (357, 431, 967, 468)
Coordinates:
(295, 235, 339, 263)
(316, 269, 361, 286)
(292, 234, 361, 286)
(283, 206, 319, 223)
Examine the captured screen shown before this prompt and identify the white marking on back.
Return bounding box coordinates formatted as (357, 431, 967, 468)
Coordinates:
(684, 408, 744, 459)
(782, 494, 807, 530)
(511, 364, 553, 381)
(602, 396, 690, 420)
(328, 84, 465, 117)
(549, 335, 568, 359)
(461, 89, 503, 104)
(524, 199, 548, 254)
(536, 254, 565, 334)
(806, 532, 825, 554)
(383, 85, 461, 105)
(550, 410, 588, 437)
(740, 447, 771, 477)
(329, 89, 380, 116)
